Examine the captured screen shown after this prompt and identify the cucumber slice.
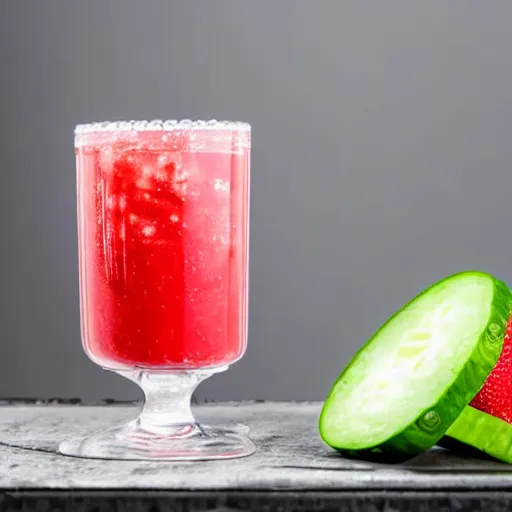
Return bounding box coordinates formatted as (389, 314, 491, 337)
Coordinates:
(319, 271, 512, 462)
(443, 406, 512, 463)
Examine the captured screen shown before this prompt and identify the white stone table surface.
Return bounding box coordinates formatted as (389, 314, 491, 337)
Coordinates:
(0, 401, 512, 511)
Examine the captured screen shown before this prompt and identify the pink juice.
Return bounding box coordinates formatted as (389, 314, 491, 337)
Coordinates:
(75, 123, 250, 369)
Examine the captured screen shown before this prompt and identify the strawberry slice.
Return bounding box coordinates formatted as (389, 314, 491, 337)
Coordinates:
(471, 317, 512, 422)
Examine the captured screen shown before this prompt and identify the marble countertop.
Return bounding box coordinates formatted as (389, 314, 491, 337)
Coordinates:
(0, 401, 511, 511)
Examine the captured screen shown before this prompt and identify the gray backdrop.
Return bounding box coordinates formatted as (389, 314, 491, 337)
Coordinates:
(1, 1, 512, 402)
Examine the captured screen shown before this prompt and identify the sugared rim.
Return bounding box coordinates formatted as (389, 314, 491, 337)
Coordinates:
(75, 119, 251, 134)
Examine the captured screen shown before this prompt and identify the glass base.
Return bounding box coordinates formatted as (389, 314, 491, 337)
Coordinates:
(58, 367, 255, 461)
(58, 421, 255, 461)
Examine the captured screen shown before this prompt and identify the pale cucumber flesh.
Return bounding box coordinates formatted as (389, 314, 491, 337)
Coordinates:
(319, 271, 512, 460)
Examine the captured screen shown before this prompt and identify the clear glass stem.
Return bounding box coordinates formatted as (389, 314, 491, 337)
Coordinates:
(58, 365, 255, 460)
(120, 367, 226, 435)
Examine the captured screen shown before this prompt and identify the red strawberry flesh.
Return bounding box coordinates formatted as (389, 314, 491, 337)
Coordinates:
(470, 315, 512, 423)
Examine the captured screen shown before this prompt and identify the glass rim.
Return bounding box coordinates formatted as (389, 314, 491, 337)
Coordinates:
(75, 119, 251, 135)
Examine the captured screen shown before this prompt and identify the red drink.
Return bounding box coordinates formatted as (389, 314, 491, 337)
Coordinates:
(75, 121, 250, 370)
